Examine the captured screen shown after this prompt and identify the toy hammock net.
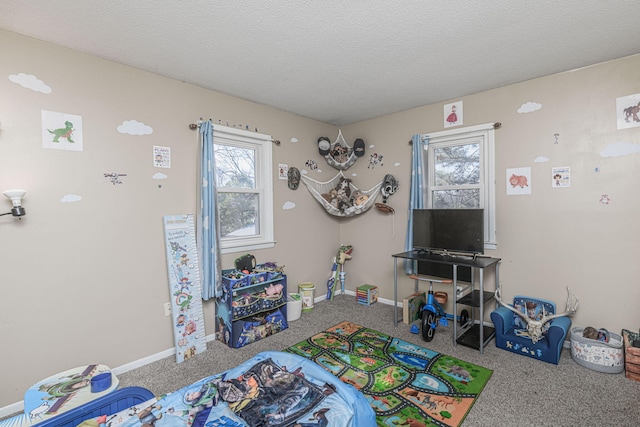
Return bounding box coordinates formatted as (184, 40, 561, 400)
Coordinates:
(300, 171, 383, 217)
(324, 129, 358, 170)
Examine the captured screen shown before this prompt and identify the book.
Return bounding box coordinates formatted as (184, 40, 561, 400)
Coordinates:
(403, 291, 426, 324)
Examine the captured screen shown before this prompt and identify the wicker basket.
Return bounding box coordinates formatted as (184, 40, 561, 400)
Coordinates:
(570, 327, 624, 374)
(622, 329, 640, 381)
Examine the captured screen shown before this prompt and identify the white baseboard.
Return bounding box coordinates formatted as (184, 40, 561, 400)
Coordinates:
(334, 289, 399, 307)
(0, 333, 220, 419)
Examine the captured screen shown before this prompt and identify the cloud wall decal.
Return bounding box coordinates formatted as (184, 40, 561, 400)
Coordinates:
(61, 194, 82, 203)
(600, 141, 640, 157)
(517, 102, 542, 113)
(9, 73, 52, 94)
(117, 120, 153, 135)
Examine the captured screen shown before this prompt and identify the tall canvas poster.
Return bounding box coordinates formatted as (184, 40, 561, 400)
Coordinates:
(163, 215, 207, 362)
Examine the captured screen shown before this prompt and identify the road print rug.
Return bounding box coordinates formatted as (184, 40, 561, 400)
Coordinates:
(285, 321, 492, 427)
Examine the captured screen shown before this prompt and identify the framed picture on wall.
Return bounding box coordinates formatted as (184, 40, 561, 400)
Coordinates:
(41, 110, 83, 151)
(506, 167, 531, 195)
(616, 93, 640, 130)
(444, 101, 463, 128)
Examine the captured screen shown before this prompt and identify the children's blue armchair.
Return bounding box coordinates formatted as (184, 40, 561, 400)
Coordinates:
(490, 295, 572, 365)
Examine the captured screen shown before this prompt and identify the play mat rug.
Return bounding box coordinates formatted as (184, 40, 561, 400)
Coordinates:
(285, 321, 493, 427)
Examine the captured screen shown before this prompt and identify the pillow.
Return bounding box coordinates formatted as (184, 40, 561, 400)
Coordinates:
(216, 358, 330, 427)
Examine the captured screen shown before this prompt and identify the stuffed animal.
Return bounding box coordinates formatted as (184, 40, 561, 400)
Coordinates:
(337, 245, 353, 264)
(330, 144, 349, 163)
(351, 190, 369, 206)
(321, 188, 337, 204)
(336, 191, 350, 210)
(380, 174, 398, 204)
(264, 283, 283, 296)
(336, 177, 351, 195)
(332, 177, 352, 211)
(583, 326, 599, 340)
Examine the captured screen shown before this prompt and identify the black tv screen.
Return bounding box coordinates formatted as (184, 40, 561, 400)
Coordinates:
(412, 209, 484, 281)
(412, 208, 484, 254)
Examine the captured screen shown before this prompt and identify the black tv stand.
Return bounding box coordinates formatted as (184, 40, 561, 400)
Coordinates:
(392, 250, 501, 353)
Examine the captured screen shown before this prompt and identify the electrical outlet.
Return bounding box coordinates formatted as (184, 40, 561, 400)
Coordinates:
(164, 302, 171, 317)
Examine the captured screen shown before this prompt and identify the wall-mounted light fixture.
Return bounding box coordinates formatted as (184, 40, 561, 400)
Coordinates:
(2, 189, 26, 217)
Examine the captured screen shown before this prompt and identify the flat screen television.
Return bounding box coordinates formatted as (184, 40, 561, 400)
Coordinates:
(412, 208, 484, 282)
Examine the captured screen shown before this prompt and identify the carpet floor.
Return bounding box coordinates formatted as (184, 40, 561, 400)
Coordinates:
(286, 321, 493, 426)
(116, 295, 639, 426)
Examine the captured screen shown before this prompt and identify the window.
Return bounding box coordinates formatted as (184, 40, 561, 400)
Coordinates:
(424, 123, 496, 249)
(212, 126, 274, 253)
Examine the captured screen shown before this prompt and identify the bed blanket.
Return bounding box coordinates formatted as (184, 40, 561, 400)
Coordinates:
(107, 351, 374, 427)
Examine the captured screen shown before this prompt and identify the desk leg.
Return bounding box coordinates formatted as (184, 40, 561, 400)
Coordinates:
(479, 268, 484, 354)
(452, 265, 457, 347)
(393, 258, 398, 326)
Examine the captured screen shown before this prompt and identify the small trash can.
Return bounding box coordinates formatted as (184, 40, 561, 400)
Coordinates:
(287, 293, 302, 321)
(298, 282, 315, 312)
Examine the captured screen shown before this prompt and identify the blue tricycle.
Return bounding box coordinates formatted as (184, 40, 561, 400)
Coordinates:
(410, 275, 470, 342)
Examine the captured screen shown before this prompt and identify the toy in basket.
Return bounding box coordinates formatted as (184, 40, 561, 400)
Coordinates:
(255, 283, 286, 310)
(222, 269, 248, 289)
(232, 294, 261, 319)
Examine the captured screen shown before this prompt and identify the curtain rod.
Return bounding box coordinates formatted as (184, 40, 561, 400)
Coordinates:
(188, 118, 280, 145)
(408, 122, 501, 144)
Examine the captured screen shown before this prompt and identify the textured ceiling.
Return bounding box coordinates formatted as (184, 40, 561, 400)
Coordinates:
(1, 1, 639, 126)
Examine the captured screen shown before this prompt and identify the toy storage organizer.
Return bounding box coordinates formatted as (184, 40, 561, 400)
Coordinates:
(215, 269, 288, 348)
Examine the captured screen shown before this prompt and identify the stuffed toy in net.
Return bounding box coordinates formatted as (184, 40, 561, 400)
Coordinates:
(301, 171, 383, 217)
(323, 129, 358, 170)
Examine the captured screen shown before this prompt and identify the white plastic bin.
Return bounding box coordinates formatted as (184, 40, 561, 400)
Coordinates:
(287, 293, 302, 321)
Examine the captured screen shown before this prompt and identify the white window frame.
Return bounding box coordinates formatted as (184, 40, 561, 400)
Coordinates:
(212, 125, 275, 254)
(423, 123, 497, 250)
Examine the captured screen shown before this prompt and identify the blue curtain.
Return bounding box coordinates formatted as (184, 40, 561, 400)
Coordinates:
(198, 120, 222, 300)
(404, 134, 428, 273)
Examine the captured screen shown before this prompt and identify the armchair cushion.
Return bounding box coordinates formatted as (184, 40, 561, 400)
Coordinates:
(490, 296, 571, 365)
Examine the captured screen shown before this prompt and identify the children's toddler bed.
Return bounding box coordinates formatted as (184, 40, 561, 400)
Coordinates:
(59, 351, 374, 427)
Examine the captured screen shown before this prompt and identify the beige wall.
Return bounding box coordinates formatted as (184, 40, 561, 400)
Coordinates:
(341, 55, 640, 339)
(0, 30, 338, 407)
(1, 28, 639, 408)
